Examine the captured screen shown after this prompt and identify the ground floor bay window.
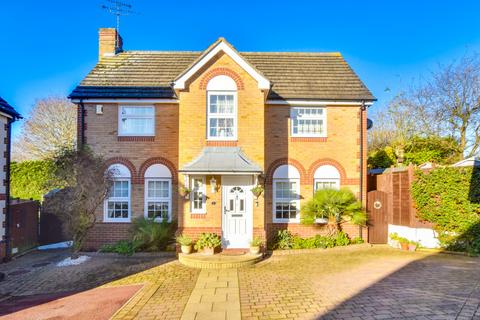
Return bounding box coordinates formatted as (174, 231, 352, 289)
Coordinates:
(272, 165, 301, 223)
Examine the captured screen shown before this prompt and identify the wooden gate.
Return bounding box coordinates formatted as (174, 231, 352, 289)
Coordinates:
(367, 190, 389, 244)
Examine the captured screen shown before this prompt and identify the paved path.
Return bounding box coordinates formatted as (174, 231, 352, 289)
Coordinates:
(181, 269, 241, 320)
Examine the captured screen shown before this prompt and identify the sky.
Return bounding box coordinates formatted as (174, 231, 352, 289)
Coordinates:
(1, 0, 480, 138)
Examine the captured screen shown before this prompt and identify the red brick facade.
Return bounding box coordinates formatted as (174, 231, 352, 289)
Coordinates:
(75, 38, 370, 250)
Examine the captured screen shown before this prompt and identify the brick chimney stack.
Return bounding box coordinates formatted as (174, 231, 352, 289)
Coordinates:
(98, 28, 123, 60)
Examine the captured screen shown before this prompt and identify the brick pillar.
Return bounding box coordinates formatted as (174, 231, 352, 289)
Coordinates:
(99, 28, 123, 60)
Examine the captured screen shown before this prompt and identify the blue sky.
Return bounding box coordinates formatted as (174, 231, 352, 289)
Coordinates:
(1, 0, 480, 138)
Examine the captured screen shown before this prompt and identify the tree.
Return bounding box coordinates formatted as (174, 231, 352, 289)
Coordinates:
(371, 52, 480, 159)
(44, 148, 113, 256)
(301, 188, 367, 235)
(13, 97, 76, 162)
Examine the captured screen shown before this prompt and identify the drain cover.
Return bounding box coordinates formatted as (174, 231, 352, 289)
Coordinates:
(8, 269, 30, 276)
(32, 262, 50, 268)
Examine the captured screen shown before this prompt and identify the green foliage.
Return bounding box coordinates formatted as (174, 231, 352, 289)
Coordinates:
(250, 237, 263, 247)
(11, 160, 58, 201)
(404, 136, 462, 165)
(350, 237, 365, 244)
(100, 240, 139, 256)
(271, 230, 357, 250)
(131, 217, 175, 252)
(411, 167, 480, 254)
(368, 146, 396, 169)
(368, 136, 462, 169)
(194, 233, 222, 250)
(176, 234, 193, 246)
(301, 188, 367, 227)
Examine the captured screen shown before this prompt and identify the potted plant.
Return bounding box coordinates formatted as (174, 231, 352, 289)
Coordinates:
(389, 232, 400, 249)
(176, 234, 193, 254)
(251, 185, 264, 198)
(408, 240, 419, 252)
(194, 233, 221, 255)
(250, 237, 263, 254)
(398, 236, 410, 250)
(179, 186, 191, 199)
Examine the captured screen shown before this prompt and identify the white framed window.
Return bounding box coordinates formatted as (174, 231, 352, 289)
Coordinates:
(104, 164, 131, 223)
(206, 75, 238, 140)
(144, 164, 172, 222)
(291, 107, 327, 137)
(190, 176, 206, 213)
(118, 105, 155, 136)
(272, 165, 301, 223)
(314, 165, 341, 192)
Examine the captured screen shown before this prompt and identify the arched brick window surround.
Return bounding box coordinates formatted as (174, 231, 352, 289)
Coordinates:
(138, 157, 178, 184)
(265, 158, 308, 184)
(199, 67, 245, 90)
(307, 158, 351, 185)
(105, 157, 137, 183)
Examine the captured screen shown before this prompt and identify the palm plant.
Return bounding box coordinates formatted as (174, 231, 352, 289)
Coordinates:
(301, 188, 367, 235)
(131, 217, 175, 251)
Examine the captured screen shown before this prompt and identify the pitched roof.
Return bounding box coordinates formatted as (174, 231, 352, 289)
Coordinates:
(70, 42, 375, 101)
(180, 147, 262, 173)
(0, 96, 21, 119)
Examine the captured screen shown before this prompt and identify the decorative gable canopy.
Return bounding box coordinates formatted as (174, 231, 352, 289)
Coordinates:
(180, 147, 262, 174)
(173, 38, 270, 91)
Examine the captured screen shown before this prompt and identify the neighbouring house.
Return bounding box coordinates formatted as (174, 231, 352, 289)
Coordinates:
(0, 97, 21, 261)
(69, 28, 375, 250)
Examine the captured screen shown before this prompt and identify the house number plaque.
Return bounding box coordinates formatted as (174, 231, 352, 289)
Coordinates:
(373, 200, 382, 210)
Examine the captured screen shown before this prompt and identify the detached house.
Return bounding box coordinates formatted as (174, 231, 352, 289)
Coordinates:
(69, 28, 375, 250)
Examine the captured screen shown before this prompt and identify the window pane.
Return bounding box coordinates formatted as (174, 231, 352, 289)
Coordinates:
(147, 201, 169, 219)
(108, 201, 128, 219)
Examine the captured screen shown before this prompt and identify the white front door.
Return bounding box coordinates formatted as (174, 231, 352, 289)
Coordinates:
(222, 176, 253, 248)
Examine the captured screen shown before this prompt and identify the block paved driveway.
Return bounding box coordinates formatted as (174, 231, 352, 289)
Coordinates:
(108, 245, 480, 320)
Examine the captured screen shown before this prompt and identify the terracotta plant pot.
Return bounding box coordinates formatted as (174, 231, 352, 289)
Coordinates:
(203, 247, 215, 255)
(250, 246, 260, 254)
(400, 242, 409, 250)
(181, 245, 192, 254)
(408, 244, 417, 252)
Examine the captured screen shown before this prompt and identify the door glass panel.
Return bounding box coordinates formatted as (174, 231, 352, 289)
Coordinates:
(229, 199, 234, 211)
(239, 199, 244, 212)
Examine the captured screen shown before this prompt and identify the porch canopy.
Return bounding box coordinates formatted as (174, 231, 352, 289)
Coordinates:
(180, 147, 262, 175)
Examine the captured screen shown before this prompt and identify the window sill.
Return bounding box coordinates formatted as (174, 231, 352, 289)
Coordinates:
(103, 218, 131, 223)
(272, 219, 300, 224)
(206, 140, 238, 146)
(290, 137, 327, 142)
(118, 136, 155, 142)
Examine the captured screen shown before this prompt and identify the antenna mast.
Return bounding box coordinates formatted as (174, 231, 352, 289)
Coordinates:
(101, 0, 136, 44)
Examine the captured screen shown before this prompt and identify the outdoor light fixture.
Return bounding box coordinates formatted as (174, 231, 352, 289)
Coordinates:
(210, 177, 217, 193)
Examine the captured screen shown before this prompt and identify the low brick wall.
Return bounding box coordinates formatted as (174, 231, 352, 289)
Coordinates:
(266, 222, 368, 242)
(83, 222, 132, 251)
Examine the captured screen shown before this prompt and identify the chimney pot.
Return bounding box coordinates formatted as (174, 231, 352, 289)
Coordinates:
(98, 28, 123, 60)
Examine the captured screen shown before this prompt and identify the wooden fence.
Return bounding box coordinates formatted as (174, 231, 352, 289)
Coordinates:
(10, 199, 40, 254)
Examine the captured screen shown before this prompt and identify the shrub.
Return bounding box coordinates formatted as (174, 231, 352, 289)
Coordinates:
(100, 240, 138, 256)
(11, 160, 58, 201)
(194, 233, 222, 251)
(250, 237, 263, 247)
(270, 230, 358, 250)
(301, 188, 367, 235)
(176, 234, 193, 246)
(411, 167, 480, 254)
(351, 237, 365, 244)
(131, 217, 175, 252)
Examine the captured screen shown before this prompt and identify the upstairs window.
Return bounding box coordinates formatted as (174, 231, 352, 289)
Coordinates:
(291, 107, 326, 137)
(118, 105, 155, 136)
(206, 75, 237, 140)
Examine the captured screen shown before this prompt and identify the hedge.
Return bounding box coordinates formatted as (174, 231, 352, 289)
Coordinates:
(411, 166, 480, 254)
(11, 160, 57, 201)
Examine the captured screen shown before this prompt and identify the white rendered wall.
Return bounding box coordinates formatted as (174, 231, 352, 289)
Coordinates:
(388, 224, 440, 248)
